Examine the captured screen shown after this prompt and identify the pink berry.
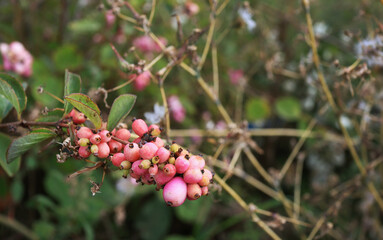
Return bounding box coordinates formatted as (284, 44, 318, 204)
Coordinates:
(183, 168, 203, 184)
(139, 142, 158, 160)
(149, 124, 161, 137)
(198, 169, 213, 187)
(130, 171, 141, 180)
(124, 143, 140, 162)
(90, 134, 102, 145)
(163, 164, 176, 176)
(133, 137, 141, 144)
(99, 130, 112, 143)
(132, 160, 148, 176)
(201, 186, 209, 196)
(175, 155, 190, 174)
(111, 153, 125, 167)
(70, 109, 87, 124)
(188, 155, 205, 170)
(132, 119, 148, 137)
(154, 169, 175, 186)
(97, 142, 110, 158)
(79, 146, 91, 158)
(187, 183, 202, 200)
(163, 177, 187, 207)
(108, 140, 123, 153)
(153, 137, 164, 148)
(156, 147, 170, 163)
(115, 128, 131, 141)
(77, 127, 93, 139)
(141, 172, 154, 185)
(149, 164, 158, 176)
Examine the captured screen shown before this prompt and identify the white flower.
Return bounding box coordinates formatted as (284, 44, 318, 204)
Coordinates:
(238, 7, 256, 32)
(313, 22, 329, 38)
(144, 103, 166, 124)
(355, 35, 383, 67)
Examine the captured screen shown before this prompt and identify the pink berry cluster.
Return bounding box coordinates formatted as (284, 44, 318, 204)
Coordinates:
(70, 109, 213, 207)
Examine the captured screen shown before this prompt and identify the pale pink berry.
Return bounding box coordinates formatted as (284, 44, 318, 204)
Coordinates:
(115, 128, 131, 141)
(124, 143, 140, 162)
(132, 119, 148, 137)
(99, 130, 112, 143)
(0, 41, 33, 77)
(70, 109, 87, 124)
(167, 95, 186, 123)
(175, 155, 190, 174)
(228, 69, 244, 85)
(154, 169, 175, 186)
(153, 137, 164, 148)
(97, 142, 110, 158)
(148, 124, 161, 137)
(163, 164, 176, 176)
(79, 146, 91, 158)
(130, 171, 141, 180)
(90, 134, 102, 145)
(183, 168, 203, 184)
(134, 71, 151, 91)
(131, 160, 148, 176)
(77, 127, 93, 139)
(201, 186, 209, 196)
(141, 172, 154, 185)
(198, 169, 213, 187)
(139, 142, 158, 160)
(111, 153, 125, 167)
(163, 177, 187, 207)
(188, 155, 205, 170)
(187, 183, 202, 200)
(78, 138, 90, 147)
(105, 10, 116, 27)
(108, 140, 123, 153)
(149, 164, 158, 176)
(184, 1, 200, 16)
(155, 147, 170, 163)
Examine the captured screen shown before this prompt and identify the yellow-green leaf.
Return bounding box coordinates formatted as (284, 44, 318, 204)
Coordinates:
(107, 94, 136, 131)
(65, 93, 102, 129)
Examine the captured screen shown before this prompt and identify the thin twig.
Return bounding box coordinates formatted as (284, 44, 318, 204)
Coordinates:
(0, 214, 38, 240)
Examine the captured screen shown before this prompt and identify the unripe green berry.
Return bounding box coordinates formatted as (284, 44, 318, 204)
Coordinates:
(168, 156, 176, 164)
(91, 144, 99, 154)
(151, 156, 160, 164)
(78, 138, 90, 147)
(139, 159, 151, 169)
(120, 161, 132, 170)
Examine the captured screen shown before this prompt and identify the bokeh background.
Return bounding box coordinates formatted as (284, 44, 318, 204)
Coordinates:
(1, 0, 383, 239)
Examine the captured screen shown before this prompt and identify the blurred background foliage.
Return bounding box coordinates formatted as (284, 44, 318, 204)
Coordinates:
(1, 0, 383, 239)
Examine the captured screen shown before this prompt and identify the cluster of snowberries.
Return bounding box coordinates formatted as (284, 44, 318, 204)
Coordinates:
(69, 109, 213, 207)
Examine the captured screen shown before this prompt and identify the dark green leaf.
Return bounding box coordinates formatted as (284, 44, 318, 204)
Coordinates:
(0, 79, 20, 118)
(0, 73, 27, 112)
(7, 131, 56, 163)
(64, 70, 82, 114)
(107, 94, 136, 131)
(65, 93, 102, 129)
(0, 95, 13, 121)
(0, 133, 21, 177)
(35, 109, 63, 123)
(275, 97, 302, 121)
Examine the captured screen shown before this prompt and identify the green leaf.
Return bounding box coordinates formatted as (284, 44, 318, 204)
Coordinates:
(107, 94, 136, 131)
(175, 199, 202, 223)
(0, 73, 27, 113)
(65, 93, 102, 129)
(275, 96, 302, 121)
(11, 178, 24, 203)
(7, 131, 56, 163)
(0, 95, 13, 121)
(64, 70, 82, 114)
(35, 109, 63, 123)
(0, 79, 20, 118)
(53, 45, 83, 71)
(245, 97, 270, 121)
(0, 133, 21, 177)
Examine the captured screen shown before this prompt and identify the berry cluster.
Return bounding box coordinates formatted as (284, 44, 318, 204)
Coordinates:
(70, 110, 213, 207)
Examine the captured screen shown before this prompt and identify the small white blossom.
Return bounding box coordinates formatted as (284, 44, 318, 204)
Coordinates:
(238, 7, 256, 32)
(144, 103, 166, 124)
(313, 22, 329, 38)
(355, 35, 383, 67)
